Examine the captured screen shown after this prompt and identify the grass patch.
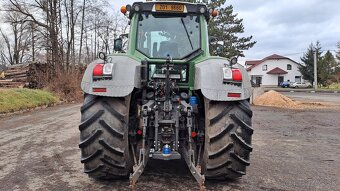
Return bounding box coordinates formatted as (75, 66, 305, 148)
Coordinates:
(320, 83, 340, 90)
(0, 88, 58, 114)
(328, 83, 340, 89)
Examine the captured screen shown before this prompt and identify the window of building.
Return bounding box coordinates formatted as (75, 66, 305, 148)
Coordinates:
(295, 76, 301, 83)
(287, 64, 292, 70)
(262, 65, 267, 71)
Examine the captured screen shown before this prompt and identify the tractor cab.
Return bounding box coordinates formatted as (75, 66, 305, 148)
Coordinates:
(117, 1, 215, 61)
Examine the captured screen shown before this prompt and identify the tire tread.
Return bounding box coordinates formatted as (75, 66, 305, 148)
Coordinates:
(204, 99, 253, 180)
(79, 95, 131, 180)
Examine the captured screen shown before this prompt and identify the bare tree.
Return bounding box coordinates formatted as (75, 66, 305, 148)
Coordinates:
(0, 9, 31, 65)
(0, 0, 128, 67)
(78, 0, 86, 64)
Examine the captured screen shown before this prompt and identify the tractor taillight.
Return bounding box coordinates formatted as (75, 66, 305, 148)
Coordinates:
(93, 63, 114, 78)
(93, 64, 104, 76)
(93, 88, 107, 92)
(191, 131, 197, 138)
(232, 69, 242, 81)
(222, 67, 232, 80)
(223, 68, 243, 82)
(103, 63, 114, 75)
(228, 93, 241, 98)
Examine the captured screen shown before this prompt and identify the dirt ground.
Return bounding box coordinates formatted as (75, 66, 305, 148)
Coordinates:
(0, 104, 339, 191)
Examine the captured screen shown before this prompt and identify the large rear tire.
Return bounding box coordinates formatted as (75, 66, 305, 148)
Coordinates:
(203, 99, 253, 179)
(79, 94, 132, 179)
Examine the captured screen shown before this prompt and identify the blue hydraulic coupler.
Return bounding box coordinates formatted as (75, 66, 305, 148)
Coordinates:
(162, 144, 171, 156)
(189, 96, 198, 106)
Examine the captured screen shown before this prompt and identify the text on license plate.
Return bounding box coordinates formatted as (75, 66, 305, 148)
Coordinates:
(155, 4, 185, 12)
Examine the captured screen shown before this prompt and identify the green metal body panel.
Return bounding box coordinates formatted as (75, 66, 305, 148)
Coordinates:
(111, 14, 211, 89)
(81, 2, 252, 100)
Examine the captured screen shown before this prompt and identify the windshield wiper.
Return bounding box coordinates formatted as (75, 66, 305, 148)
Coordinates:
(181, 18, 194, 50)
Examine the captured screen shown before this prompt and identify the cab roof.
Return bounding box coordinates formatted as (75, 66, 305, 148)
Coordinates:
(127, 1, 211, 21)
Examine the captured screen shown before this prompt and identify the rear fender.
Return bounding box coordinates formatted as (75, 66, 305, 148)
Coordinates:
(81, 55, 141, 97)
(194, 58, 252, 101)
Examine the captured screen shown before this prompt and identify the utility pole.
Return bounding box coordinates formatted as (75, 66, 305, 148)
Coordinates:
(314, 48, 318, 90)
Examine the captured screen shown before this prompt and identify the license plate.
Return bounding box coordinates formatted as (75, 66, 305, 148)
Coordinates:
(155, 4, 185, 12)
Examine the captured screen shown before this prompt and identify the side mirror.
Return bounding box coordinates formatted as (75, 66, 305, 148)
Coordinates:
(209, 36, 217, 44)
(230, 57, 238, 67)
(98, 52, 106, 60)
(210, 36, 224, 56)
(216, 44, 224, 55)
(114, 38, 123, 51)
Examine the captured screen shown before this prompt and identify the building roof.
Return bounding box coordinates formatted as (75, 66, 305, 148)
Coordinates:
(246, 54, 299, 71)
(266, 67, 288, 74)
(245, 60, 261, 65)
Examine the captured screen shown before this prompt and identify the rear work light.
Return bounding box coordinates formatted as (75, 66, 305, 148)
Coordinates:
(223, 67, 243, 83)
(93, 63, 114, 78)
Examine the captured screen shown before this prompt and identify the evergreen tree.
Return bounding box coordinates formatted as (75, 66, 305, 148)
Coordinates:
(298, 42, 322, 84)
(184, 0, 256, 58)
(319, 51, 336, 86)
(337, 42, 340, 61)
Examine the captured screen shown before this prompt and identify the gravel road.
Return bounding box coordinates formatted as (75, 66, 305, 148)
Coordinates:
(0, 104, 339, 191)
(282, 92, 340, 106)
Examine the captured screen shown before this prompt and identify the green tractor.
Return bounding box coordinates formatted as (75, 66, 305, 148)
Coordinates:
(79, 1, 253, 189)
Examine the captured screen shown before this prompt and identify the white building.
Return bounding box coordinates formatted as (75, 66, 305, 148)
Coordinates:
(246, 54, 304, 86)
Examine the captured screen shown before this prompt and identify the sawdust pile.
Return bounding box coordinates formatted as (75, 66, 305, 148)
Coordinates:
(253, 90, 326, 109)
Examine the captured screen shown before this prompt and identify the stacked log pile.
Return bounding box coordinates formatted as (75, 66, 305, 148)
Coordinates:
(0, 63, 86, 89)
(0, 64, 29, 88)
(27, 63, 86, 88)
(27, 62, 53, 89)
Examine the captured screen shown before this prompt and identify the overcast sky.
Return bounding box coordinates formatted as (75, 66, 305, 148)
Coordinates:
(110, 0, 340, 63)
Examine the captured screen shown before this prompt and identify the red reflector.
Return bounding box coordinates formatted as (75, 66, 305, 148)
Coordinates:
(93, 88, 107, 92)
(232, 69, 242, 81)
(137, 130, 143, 135)
(228, 93, 241, 98)
(93, 64, 104, 76)
(191, 132, 197, 138)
